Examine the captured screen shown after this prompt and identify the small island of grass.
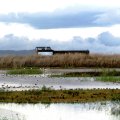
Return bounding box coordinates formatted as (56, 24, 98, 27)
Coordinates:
(7, 68, 43, 75)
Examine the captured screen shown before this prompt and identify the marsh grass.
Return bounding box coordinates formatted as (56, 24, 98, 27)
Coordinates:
(51, 69, 120, 77)
(96, 76, 120, 82)
(0, 89, 119, 103)
(51, 69, 120, 82)
(51, 71, 108, 77)
(96, 69, 120, 82)
(7, 68, 42, 75)
(1, 54, 120, 68)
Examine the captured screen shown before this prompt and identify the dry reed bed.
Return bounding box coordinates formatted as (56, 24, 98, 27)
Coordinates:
(0, 54, 120, 68)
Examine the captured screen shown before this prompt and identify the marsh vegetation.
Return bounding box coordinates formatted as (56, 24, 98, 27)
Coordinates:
(96, 76, 120, 82)
(51, 69, 120, 82)
(7, 68, 43, 75)
(1, 54, 120, 68)
(51, 70, 120, 77)
(0, 88, 119, 103)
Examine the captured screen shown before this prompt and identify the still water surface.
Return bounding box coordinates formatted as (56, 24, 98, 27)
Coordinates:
(0, 101, 119, 120)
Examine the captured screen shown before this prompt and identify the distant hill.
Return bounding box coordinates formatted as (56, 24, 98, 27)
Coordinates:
(0, 50, 36, 56)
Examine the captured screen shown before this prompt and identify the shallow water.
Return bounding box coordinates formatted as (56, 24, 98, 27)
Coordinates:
(0, 74, 120, 91)
(0, 69, 120, 91)
(0, 101, 119, 120)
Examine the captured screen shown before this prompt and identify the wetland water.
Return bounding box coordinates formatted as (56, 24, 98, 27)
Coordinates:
(0, 71, 120, 90)
(0, 69, 119, 120)
(0, 102, 119, 120)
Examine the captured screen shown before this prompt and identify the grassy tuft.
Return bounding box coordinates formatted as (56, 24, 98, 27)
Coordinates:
(96, 76, 120, 82)
(7, 68, 43, 75)
(51, 69, 120, 76)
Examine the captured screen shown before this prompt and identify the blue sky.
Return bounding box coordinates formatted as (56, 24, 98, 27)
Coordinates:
(0, 0, 120, 53)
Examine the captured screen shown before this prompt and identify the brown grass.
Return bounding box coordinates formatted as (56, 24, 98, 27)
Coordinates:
(1, 54, 120, 68)
(0, 89, 119, 103)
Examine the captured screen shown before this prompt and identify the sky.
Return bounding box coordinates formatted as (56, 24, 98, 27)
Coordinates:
(1, 0, 120, 53)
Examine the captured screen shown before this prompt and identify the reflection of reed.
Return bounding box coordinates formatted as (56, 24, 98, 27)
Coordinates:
(0, 102, 120, 120)
(0, 108, 25, 120)
(111, 106, 120, 116)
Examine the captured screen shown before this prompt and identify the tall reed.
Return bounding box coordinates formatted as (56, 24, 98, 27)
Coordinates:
(0, 54, 120, 68)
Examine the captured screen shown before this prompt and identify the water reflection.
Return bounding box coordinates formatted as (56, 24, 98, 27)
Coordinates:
(111, 103, 120, 116)
(0, 101, 119, 120)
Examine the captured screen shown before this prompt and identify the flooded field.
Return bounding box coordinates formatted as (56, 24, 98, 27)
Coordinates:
(0, 69, 119, 120)
(0, 69, 120, 90)
(0, 101, 119, 120)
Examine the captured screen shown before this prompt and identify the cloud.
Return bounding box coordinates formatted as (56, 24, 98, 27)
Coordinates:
(0, 34, 29, 50)
(0, 32, 120, 53)
(98, 32, 120, 46)
(94, 9, 120, 26)
(0, 8, 120, 29)
(0, 11, 99, 29)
